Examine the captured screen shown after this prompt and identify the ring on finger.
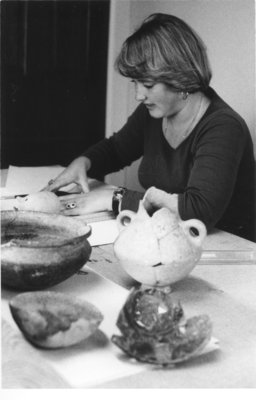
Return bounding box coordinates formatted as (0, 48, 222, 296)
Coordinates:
(66, 202, 77, 209)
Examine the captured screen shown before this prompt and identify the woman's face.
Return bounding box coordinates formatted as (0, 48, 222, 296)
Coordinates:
(132, 80, 182, 118)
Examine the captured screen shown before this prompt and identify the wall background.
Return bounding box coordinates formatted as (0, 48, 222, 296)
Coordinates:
(105, 0, 255, 190)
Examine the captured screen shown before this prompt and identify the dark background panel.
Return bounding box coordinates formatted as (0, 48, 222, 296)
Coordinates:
(1, 0, 110, 168)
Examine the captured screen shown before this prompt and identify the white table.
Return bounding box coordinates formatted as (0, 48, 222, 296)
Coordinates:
(1, 168, 256, 388)
(2, 229, 256, 388)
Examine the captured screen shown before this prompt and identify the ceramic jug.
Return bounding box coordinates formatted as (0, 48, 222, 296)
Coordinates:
(114, 199, 207, 287)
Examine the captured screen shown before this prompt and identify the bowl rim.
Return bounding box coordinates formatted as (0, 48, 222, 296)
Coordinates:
(1, 210, 92, 249)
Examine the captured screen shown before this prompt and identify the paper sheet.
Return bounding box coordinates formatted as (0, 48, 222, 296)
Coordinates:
(44, 273, 147, 388)
(1, 271, 146, 388)
(5, 165, 66, 195)
(87, 219, 119, 246)
(2, 270, 219, 388)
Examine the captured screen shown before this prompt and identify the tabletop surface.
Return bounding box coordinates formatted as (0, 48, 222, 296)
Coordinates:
(1, 168, 256, 388)
(2, 230, 256, 388)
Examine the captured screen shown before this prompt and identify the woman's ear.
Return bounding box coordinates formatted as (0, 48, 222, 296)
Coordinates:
(181, 91, 189, 100)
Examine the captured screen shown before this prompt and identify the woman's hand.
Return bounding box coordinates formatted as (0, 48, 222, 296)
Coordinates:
(43, 156, 91, 193)
(59, 186, 117, 216)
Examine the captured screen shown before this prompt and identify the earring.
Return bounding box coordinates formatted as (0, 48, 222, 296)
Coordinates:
(181, 91, 189, 100)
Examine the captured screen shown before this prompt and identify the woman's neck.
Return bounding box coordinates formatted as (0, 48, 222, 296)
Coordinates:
(162, 92, 210, 148)
(173, 92, 205, 125)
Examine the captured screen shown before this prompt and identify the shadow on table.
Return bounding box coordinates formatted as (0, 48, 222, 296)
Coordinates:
(171, 275, 224, 297)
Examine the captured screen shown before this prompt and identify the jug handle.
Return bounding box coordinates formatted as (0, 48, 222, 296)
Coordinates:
(180, 219, 207, 247)
(116, 210, 136, 232)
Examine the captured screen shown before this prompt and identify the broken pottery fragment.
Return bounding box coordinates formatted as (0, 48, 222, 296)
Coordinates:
(112, 286, 212, 366)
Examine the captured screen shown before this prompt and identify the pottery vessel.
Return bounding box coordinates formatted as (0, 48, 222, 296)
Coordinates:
(9, 291, 103, 348)
(1, 210, 91, 290)
(114, 191, 206, 287)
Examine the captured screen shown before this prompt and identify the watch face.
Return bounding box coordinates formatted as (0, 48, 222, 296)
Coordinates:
(116, 187, 125, 195)
(114, 188, 126, 200)
(112, 187, 126, 215)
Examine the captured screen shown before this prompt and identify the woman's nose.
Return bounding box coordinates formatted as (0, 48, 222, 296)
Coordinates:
(135, 82, 147, 102)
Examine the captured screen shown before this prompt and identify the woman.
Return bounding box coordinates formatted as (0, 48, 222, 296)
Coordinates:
(45, 13, 255, 242)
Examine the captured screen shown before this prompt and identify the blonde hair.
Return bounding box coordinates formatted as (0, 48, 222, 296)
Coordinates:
(115, 13, 212, 93)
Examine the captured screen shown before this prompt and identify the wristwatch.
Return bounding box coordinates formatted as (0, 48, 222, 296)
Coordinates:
(112, 187, 126, 216)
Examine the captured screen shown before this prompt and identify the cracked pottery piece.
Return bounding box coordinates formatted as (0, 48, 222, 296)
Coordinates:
(112, 286, 212, 366)
(10, 291, 103, 348)
(114, 187, 207, 287)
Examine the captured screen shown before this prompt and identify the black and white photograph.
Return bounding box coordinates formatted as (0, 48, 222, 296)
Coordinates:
(1, 0, 256, 393)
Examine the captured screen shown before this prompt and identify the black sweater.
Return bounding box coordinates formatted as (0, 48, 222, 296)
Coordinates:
(84, 88, 255, 241)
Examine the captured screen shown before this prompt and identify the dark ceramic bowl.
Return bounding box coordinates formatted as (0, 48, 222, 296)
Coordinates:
(1, 210, 92, 290)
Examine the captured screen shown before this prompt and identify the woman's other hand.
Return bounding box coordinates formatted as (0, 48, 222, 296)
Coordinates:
(43, 156, 91, 193)
(59, 186, 117, 216)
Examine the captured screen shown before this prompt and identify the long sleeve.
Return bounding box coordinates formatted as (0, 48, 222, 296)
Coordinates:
(178, 112, 254, 233)
(82, 104, 147, 178)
